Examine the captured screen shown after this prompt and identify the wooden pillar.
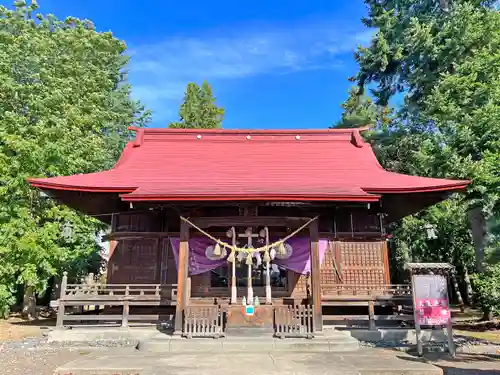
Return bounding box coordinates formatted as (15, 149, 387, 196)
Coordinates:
(309, 219, 323, 332)
(265, 261, 272, 304)
(368, 300, 376, 330)
(107, 240, 119, 284)
(264, 227, 272, 304)
(122, 285, 130, 328)
(174, 218, 190, 335)
(247, 262, 253, 303)
(382, 241, 391, 285)
(230, 227, 237, 304)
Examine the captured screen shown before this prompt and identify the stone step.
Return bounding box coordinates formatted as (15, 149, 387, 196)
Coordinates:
(55, 350, 443, 375)
(138, 331, 359, 353)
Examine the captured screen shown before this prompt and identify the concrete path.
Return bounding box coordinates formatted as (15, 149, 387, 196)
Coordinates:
(55, 348, 443, 375)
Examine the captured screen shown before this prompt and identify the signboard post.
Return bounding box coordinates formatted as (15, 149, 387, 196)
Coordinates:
(411, 274, 455, 357)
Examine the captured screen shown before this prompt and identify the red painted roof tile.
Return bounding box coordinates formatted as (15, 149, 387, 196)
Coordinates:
(28, 128, 470, 201)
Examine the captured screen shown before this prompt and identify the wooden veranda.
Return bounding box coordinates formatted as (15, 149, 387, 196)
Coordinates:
(53, 273, 414, 333)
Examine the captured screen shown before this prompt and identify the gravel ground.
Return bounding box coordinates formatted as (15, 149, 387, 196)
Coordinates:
(0, 337, 139, 375)
(0, 346, 86, 375)
(360, 334, 500, 349)
(2, 335, 500, 375)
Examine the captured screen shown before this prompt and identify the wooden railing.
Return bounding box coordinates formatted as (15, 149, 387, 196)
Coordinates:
(54, 272, 177, 328)
(63, 283, 177, 302)
(183, 305, 225, 339)
(274, 304, 315, 339)
(320, 284, 413, 330)
(323, 312, 414, 330)
(322, 284, 411, 299)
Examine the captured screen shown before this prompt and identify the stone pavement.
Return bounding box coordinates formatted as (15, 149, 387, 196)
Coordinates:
(427, 352, 500, 375)
(55, 348, 444, 375)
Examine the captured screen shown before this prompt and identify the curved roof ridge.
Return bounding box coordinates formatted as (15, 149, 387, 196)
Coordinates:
(127, 126, 371, 136)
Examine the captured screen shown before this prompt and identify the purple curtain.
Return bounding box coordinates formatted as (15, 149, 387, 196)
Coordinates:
(169, 236, 328, 275)
(169, 237, 228, 275)
(274, 237, 328, 274)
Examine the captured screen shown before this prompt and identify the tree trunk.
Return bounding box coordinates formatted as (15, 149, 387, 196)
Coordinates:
(468, 206, 486, 273)
(468, 206, 489, 319)
(482, 309, 493, 322)
(22, 285, 36, 320)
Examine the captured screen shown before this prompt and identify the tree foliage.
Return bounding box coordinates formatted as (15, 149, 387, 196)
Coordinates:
(169, 81, 224, 129)
(343, 0, 500, 311)
(355, 0, 500, 211)
(392, 200, 475, 272)
(472, 264, 500, 317)
(0, 1, 150, 317)
(333, 86, 393, 130)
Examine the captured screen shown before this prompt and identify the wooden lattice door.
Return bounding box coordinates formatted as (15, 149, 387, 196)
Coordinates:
(108, 238, 160, 284)
(337, 241, 389, 285)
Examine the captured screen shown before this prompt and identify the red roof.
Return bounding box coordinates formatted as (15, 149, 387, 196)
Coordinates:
(28, 127, 470, 202)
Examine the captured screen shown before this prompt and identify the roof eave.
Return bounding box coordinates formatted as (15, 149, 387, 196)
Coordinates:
(364, 182, 470, 194)
(119, 193, 381, 202)
(27, 178, 135, 193)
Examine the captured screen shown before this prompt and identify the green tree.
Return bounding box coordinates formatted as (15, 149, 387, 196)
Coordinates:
(334, 87, 478, 304)
(347, 0, 500, 316)
(333, 86, 392, 130)
(0, 1, 150, 317)
(169, 81, 224, 129)
(354, 0, 500, 275)
(332, 87, 411, 173)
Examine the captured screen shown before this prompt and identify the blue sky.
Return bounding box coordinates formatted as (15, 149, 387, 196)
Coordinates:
(6, 0, 374, 129)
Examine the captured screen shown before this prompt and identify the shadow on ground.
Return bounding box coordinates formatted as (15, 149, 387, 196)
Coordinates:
(397, 352, 500, 375)
(10, 318, 56, 327)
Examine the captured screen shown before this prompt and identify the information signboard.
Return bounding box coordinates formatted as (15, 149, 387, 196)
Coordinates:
(412, 274, 451, 326)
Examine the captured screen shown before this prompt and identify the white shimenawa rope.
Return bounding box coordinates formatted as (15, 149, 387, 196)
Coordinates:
(179, 215, 319, 264)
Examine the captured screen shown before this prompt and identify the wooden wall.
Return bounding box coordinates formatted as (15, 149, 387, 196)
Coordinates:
(107, 238, 159, 283)
(106, 209, 389, 295)
(290, 240, 390, 299)
(186, 240, 390, 299)
(107, 211, 177, 284)
(107, 237, 178, 284)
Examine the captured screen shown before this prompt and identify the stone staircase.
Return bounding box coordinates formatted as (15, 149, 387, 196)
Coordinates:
(138, 329, 359, 353)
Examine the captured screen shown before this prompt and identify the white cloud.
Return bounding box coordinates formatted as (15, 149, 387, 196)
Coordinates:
(127, 20, 371, 124)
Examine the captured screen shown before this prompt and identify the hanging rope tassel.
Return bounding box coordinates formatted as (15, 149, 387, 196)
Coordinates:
(277, 242, 286, 256)
(180, 215, 318, 254)
(213, 243, 221, 256)
(246, 253, 253, 265)
(227, 249, 235, 263)
(263, 250, 271, 263)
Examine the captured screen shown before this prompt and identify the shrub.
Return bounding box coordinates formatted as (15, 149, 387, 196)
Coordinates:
(0, 284, 16, 318)
(472, 264, 500, 319)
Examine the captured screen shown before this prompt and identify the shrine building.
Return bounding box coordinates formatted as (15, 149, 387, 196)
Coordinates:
(28, 127, 469, 337)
